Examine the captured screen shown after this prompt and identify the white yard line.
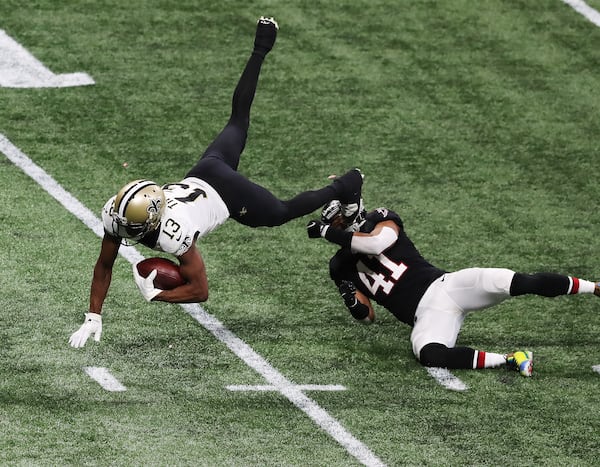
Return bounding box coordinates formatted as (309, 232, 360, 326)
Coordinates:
(83, 367, 127, 392)
(227, 384, 346, 392)
(181, 303, 383, 467)
(5, 5, 598, 460)
(1, 133, 385, 467)
(561, 0, 600, 26)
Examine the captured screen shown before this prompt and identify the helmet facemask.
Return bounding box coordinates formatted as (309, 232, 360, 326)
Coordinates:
(321, 199, 367, 233)
(111, 212, 159, 240)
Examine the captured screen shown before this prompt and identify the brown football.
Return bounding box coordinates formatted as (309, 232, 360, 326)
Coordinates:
(136, 257, 185, 290)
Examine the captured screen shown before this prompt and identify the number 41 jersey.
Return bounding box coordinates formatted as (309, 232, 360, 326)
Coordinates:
(102, 177, 230, 256)
(330, 208, 445, 326)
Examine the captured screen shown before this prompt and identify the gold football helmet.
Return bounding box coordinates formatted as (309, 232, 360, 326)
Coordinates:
(110, 179, 165, 239)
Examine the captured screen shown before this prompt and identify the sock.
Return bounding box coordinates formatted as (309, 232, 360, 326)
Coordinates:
(568, 277, 595, 294)
(511, 273, 595, 297)
(473, 351, 507, 369)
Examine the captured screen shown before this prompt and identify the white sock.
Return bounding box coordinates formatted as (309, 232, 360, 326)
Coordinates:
(570, 278, 595, 294)
(473, 351, 507, 369)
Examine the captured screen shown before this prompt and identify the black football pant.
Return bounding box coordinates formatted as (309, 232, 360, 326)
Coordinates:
(186, 52, 337, 227)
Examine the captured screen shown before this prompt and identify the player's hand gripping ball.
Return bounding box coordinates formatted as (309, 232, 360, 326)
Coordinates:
(136, 257, 185, 290)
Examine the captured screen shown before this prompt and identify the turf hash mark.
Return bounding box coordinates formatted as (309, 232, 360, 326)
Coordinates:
(83, 367, 127, 392)
(426, 367, 469, 392)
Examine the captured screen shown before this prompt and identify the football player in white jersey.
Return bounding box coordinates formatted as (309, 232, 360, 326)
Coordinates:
(307, 200, 600, 376)
(69, 17, 363, 348)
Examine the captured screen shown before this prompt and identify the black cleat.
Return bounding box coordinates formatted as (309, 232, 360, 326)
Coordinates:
(333, 169, 364, 225)
(332, 168, 363, 203)
(254, 16, 278, 57)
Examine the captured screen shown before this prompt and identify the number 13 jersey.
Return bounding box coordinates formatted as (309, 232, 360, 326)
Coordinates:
(102, 177, 230, 256)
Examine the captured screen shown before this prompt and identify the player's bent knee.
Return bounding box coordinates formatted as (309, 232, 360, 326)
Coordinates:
(485, 268, 514, 294)
(418, 342, 450, 367)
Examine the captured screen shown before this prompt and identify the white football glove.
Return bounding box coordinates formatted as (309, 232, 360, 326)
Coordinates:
(132, 265, 162, 302)
(69, 312, 102, 348)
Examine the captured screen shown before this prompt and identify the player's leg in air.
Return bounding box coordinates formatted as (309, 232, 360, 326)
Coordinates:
(412, 268, 599, 376)
(186, 17, 363, 227)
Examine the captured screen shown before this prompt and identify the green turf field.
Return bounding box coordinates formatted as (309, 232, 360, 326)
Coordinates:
(2, 1, 600, 465)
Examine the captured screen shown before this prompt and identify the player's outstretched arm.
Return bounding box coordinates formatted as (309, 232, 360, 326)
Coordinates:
(69, 234, 120, 348)
(89, 234, 120, 312)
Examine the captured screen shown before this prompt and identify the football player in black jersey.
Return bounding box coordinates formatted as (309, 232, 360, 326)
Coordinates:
(69, 17, 363, 348)
(307, 200, 600, 377)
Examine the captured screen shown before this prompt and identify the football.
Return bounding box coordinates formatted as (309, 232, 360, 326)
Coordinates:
(136, 257, 185, 290)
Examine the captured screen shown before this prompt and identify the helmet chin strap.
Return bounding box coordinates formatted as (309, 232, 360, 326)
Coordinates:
(120, 237, 141, 247)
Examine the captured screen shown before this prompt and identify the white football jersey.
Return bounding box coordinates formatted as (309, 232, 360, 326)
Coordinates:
(102, 177, 230, 256)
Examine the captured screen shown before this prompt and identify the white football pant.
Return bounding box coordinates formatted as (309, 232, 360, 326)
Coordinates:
(410, 268, 515, 358)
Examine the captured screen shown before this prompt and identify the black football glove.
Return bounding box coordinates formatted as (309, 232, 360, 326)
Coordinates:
(306, 220, 328, 239)
(338, 280, 370, 320)
(338, 280, 359, 307)
(254, 16, 278, 57)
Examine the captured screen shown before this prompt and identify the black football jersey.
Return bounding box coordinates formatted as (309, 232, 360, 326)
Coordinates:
(329, 208, 445, 326)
